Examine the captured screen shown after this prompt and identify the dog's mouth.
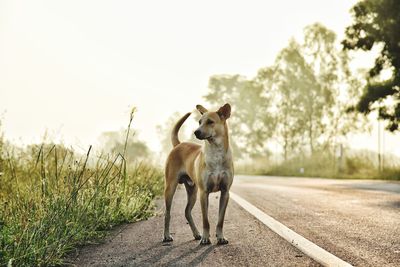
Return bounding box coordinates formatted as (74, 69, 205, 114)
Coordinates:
(195, 134, 212, 140)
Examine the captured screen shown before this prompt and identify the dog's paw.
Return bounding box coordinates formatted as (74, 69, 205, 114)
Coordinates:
(162, 235, 173, 242)
(194, 234, 202, 240)
(217, 238, 229, 245)
(200, 237, 211, 245)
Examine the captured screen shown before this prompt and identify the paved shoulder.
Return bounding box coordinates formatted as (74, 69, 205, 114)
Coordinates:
(68, 186, 319, 266)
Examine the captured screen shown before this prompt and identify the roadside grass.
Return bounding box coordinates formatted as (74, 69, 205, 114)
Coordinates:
(236, 151, 400, 180)
(0, 143, 163, 266)
(0, 111, 164, 266)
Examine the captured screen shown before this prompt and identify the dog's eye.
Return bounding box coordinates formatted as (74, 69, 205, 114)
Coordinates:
(207, 119, 214, 125)
(198, 120, 201, 125)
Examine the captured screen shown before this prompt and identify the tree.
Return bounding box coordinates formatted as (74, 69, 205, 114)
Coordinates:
(259, 39, 321, 158)
(204, 75, 274, 159)
(98, 130, 150, 162)
(203, 23, 368, 161)
(156, 112, 200, 159)
(302, 23, 366, 150)
(343, 0, 400, 131)
(258, 25, 366, 159)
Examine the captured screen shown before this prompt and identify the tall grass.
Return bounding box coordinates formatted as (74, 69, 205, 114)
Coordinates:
(237, 150, 400, 180)
(0, 111, 163, 266)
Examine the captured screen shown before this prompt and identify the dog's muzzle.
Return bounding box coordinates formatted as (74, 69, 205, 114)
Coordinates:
(194, 130, 210, 140)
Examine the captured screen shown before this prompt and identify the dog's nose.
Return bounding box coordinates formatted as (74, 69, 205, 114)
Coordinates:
(194, 130, 201, 138)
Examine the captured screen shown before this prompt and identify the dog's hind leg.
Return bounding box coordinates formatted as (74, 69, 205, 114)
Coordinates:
(184, 182, 201, 240)
(163, 179, 178, 242)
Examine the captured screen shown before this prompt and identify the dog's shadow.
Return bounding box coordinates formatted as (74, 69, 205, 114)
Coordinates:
(163, 243, 216, 266)
(131, 241, 216, 266)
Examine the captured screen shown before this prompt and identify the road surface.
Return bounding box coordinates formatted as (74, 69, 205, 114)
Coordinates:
(68, 175, 400, 266)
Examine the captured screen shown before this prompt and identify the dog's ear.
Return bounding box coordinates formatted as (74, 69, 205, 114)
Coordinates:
(196, 104, 208, 115)
(217, 103, 231, 120)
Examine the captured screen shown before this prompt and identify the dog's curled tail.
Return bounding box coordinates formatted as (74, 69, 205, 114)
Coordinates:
(171, 112, 191, 147)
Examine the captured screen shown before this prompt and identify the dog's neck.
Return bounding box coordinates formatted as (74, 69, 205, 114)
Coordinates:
(204, 122, 230, 164)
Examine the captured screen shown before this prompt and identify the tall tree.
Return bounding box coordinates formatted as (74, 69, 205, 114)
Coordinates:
(303, 23, 366, 149)
(259, 25, 365, 159)
(343, 0, 400, 131)
(204, 75, 274, 159)
(259, 39, 321, 158)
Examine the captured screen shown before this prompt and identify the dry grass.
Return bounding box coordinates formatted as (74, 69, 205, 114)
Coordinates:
(0, 110, 164, 266)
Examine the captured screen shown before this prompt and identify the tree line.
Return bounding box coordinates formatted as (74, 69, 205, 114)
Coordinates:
(205, 23, 366, 160)
(204, 0, 400, 162)
(154, 0, 400, 165)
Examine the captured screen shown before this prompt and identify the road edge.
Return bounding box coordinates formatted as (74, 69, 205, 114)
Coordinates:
(230, 192, 353, 267)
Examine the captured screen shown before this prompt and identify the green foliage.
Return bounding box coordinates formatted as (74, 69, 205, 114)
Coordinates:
(241, 150, 400, 180)
(99, 131, 150, 162)
(204, 23, 365, 161)
(343, 0, 400, 131)
(261, 39, 322, 158)
(0, 143, 163, 266)
(98, 106, 151, 164)
(205, 75, 274, 159)
(112, 136, 149, 160)
(265, 25, 365, 158)
(0, 109, 163, 266)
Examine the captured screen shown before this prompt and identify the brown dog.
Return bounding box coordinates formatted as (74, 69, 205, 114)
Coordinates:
(163, 103, 234, 245)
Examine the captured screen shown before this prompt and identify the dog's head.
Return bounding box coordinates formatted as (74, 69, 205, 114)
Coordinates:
(194, 103, 231, 140)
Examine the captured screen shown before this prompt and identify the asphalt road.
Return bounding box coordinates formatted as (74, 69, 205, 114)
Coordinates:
(68, 175, 400, 266)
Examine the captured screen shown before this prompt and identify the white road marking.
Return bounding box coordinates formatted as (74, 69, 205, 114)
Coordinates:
(230, 192, 353, 267)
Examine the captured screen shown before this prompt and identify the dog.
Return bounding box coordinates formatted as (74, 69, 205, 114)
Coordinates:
(163, 103, 234, 245)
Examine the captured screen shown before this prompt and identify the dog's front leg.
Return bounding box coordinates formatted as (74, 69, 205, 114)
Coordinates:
(200, 190, 211, 245)
(216, 190, 229, 244)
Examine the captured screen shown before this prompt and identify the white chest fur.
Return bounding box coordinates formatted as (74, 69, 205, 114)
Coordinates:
(202, 138, 232, 191)
(205, 145, 225, 169)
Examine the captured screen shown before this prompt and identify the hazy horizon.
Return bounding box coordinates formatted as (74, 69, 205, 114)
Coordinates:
(1, 0, 399, 157)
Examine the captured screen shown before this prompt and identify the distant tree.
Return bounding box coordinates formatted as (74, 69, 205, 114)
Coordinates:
(302, 23, 367, 150)
(99, 130, 150, 162)
(204, 75, 274, 159)
(343, 0, 400, 131)
(156, 112, 200, 159)
(259, 39, 321, 158)
(157, 112, 179, 157)
(203, 23, 368, 161)
(258, 25, 366, 159)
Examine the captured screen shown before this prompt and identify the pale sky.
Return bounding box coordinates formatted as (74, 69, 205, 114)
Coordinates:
(1, 0, 399, 157)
